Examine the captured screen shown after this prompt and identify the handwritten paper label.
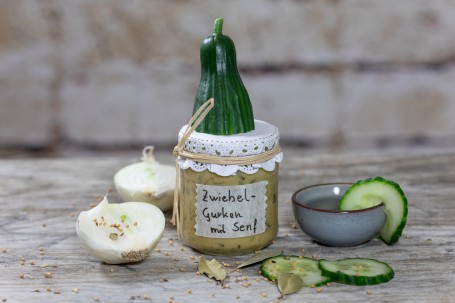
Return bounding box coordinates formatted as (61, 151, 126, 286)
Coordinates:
(195, 181, 268, 238)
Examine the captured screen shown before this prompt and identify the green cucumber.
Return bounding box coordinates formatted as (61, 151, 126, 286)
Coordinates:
(339, 176, 408, 244)
(193, 18, 255, 135)
(260, 256, 330, 287)
(319, 258, 394, 286)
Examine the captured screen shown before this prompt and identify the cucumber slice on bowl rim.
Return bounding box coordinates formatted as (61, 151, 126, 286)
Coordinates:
(339, 176, 408, 245)
(319, 258, 394, 286)
(260, 256, 330, 287)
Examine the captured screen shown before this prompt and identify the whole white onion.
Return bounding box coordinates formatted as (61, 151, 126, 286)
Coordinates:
(114, 146, 175, 211)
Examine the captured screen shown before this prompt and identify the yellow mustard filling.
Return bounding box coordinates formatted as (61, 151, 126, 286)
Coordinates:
(179, 166, 278, 255)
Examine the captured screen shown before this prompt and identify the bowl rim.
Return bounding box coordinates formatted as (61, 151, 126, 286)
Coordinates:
(291, 183, 385, 214)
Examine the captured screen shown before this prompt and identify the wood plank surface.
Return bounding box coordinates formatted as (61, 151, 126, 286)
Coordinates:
(1, 148, 455, 302)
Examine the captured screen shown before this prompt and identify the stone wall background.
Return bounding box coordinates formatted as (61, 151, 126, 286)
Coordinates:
(1, 0, 455, 156)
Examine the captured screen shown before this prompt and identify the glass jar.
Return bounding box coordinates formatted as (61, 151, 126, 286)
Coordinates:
(177, 120, 282, 255)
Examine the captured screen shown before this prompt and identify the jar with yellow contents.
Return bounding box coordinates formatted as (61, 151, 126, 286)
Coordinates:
(171, 18, 282, 255)
(174, 117, 282, 255)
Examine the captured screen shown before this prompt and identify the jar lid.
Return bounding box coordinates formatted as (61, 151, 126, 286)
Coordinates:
(178, 120, 280, 157)
(177, 120, 282, 176)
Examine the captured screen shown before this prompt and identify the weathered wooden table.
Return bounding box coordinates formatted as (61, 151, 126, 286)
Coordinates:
(1, 148, 455, 302)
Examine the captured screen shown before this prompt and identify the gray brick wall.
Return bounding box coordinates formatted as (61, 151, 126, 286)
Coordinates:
(1, 0, 454, 152)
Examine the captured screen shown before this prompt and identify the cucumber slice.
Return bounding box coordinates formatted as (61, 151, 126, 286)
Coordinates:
(319, 258, 394, 286)
(339, 176, 408, 244)
(260, 256, 330, 287)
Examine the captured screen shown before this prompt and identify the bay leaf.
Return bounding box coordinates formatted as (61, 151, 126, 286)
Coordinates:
(278, 273, 304, 296)
(235, 249, 283, 270)
(198, 258, 226, 283)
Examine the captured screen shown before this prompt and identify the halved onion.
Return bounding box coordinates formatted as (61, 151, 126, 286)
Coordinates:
(76, 196, 165, 264)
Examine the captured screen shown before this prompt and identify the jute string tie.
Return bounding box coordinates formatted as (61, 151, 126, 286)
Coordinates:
(171, 98, 282, 239)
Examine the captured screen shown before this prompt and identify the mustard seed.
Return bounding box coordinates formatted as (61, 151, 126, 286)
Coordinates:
(43, 272, 52, 278)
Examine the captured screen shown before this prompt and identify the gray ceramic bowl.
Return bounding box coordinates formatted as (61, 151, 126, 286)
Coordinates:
(291, 183, 385, 247)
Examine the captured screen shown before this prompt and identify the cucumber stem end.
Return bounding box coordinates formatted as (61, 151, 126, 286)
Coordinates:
(214, 18, 224, 35)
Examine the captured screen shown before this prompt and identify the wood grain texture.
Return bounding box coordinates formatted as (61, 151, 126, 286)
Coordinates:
(1, 148, 455, 302)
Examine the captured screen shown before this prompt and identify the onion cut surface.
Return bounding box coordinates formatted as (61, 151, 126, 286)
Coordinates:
(76, 196, 165, 264)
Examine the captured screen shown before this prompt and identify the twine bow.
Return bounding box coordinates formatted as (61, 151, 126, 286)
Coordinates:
(171, 98, 282, 239)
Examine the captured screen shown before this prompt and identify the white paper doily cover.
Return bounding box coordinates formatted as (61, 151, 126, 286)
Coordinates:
(177, 120, 282, 176)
